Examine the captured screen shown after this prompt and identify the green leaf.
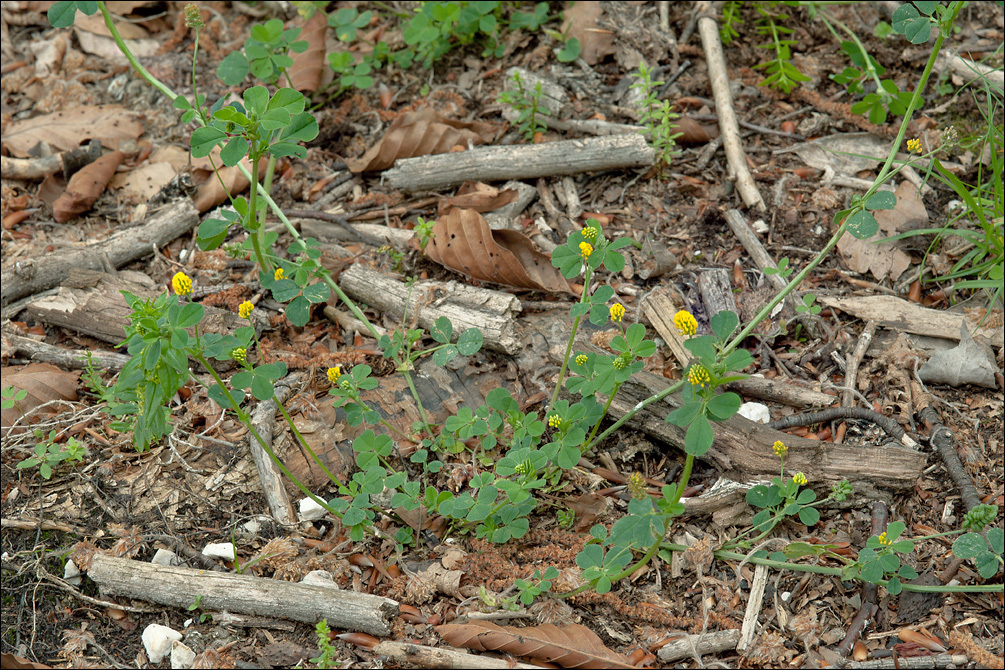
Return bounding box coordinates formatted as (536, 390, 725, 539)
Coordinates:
(557, 37, 581, 63)
(243, 86, 269, 118)
(666, 400, 703, 427)
(268, 142, 307, 159)
(846, 210, 879, 239)
(952, 532, 986, 559)
(268, 88, 305, 115)
(302, 282, 330, 303)
(431, 316, 452, 343)
(48, 1, 97, 28)
(706, 392, 741, 421)
(197, 218, 231, 250)
(975, 552, 1001, 579)
(798, 506, 820, 526)
(886, 577, 902, 595)
(864, 191, 897, 210)
(217, 51, 250, 86)
(987, 528, 1004, 556)
(684, 414, 714, 456)
(175, 303, 204, 328)
(190, 127, 228, 158)
(722, 349, 754, 372)
(891, 4, 932, 44)
(220, 136, 249, 167)
(710, 310, 739, 341)
(457, 328, 483, 355)
(285, 295, 310, 327)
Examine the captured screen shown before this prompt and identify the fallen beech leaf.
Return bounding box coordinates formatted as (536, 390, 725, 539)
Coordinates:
(0, 652, 53, 669)
(436, 621, 635, 669)
(424, 207, 574, 294)
(565, 492, 609, 532)
(852, 640, 869, 661)
(53, 150, 125, 222)
(897, 628, 946, 653)
(438, 181, 518, 214)
(336, 632, 380, 649)
(562, 2, 616, 65)
(2, 105, 144, 157)
(344, 108, 496, 172)
(287, 10, 327, 92)
(672, 117, 719, 145)
(837, 182, 925, 281)
(1, 363, 79, 431)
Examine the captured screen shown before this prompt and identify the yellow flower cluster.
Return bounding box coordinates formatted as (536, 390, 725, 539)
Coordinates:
(581, 226, 598, 241)
(238, 300, 254, 319)
(579, 241, 593, 258)
(613, 356, 628, 370)
(327, 366, 341, 384)
(610, 303, 625, 323)
(627, 472, 647, 500)
(274, 267, 285, 281)
(575, 354, 588, 366)
(184, 3, 204, 29)
(231, 347, 247, 364)
(793, 472, 807, 486)
(907, 138, 922, 154)
(172, 272, 192, 297)
(878, 532, 891, 546)
(674, 310, 697, 337)
(687, 364, 710, 388)
(773, 440, 787, 457)
(548, 414, 562, 429)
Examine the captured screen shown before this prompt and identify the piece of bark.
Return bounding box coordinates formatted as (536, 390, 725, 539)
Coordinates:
(338, 264, 522, 355)
(2, 330, 132, 371)
(737, 565, 767, 653)
(384, 135, 655, 192)
(659, 629, 742, 663)
(724, 376, 836, 409)
(840, 654, 969, 670)
(640, 288, 692, 368)
(569, 341, 923, 494)
(1, 198, 199, 307)
(374, 641, 541, 669)
(723, 209, 787, 293)
(0, 139, 102, 180)
(87, 554, 398, 636)
(24, 269, 264, 345)
(818, 295, 1003, 346)
(698, 268, 739, 319)
(248, 373, 302, 527)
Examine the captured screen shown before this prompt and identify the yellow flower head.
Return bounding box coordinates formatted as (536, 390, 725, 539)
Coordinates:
(231, 347, 247, 364)
(579, 241, 593, 259)
(274, 267, 285, 281)
(238, 300, 254, 319)
(184, 4, 204, 29)
(581, 226, 598, 241)
(793, 472, 807, 486)
(575, 354, 588, 366)
(548, 414, 562, 429)
(327, 366, 341, 384)
(687, 364, 710, 388)
(674, 310, 697, 337)
(613, 356, 628, 370)
(907, 138, 922, 154)
(878, 532, 891, 546)
(172, 272, 193, 297)
(773, 440, 788, 457)
(627, 472, 647, 500)
(610, 303, 625, 323)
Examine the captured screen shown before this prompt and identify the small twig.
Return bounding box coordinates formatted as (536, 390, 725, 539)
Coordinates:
(843, 321, 877, 407)
(284, 209, 385, 247)
(917, 407, 982, 512)
(767, 406, 917, 449)
(688, 112, 807, 141)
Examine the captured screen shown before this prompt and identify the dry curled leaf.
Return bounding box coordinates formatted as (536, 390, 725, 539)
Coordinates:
(436, 621, 635, 669)
(1, 363, 79, 431)
(1, 105, 144, 157)
(672, 117, 719, 145)
(344, 108, 496, 173)
(287, 10, 327, 93)
(424, 207, 574, 294)
(562, 2, 615, 65)
(53, 150, 124, 222)
(438, 181, 518, 214)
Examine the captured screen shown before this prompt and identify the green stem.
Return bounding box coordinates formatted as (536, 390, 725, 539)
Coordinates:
(548, 270, 592, 411)
(194, 354, 342, 519)
(246, 153, 270, 272)
(582, 381, 621, 452)
(97, 2, 177, 101)
(586, 379, 685, 449)
(275, 401, 339, 484)
(258, 155, 277, 263)
(400, 369, 431, 434)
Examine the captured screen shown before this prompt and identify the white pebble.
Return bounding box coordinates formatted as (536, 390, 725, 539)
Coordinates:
(752, 219, 769, 234)
(201, 542, 236, 561)
(63, 559, 81, 587)
(151, 548, 181, 566)
(738, 402, 772, 424)
(171, 640, 196, 669)
(299, 496, 328, 521)
(302, 570, 339, 589)
(142, 624, 182, 664)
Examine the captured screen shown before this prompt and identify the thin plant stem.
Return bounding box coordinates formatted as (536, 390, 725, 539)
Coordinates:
(275, 402, 339, 484)
(548, 270, 592, 410)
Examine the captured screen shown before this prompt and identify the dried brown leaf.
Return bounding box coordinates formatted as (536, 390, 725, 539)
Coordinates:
(344, 108, 496, 173)
(561, 2, 616, 65)
(672, 117, 719, 145)
(2, 105, 144, 157)
(52, 150, 124, 222)
(1, 363, 79, 431)
(435, 621, 635, 669)
(837, 182, 925, 281)
(287, 10, 327, 93)
(438, 181, 518, 214)
(424, 207, 574, 294)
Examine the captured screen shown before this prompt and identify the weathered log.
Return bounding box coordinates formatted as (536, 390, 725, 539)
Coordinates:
(2, 330, 131, 371)
(1, 198, 199, 307)
(384, 135, 654, 191)
(87, 554, 398, 636)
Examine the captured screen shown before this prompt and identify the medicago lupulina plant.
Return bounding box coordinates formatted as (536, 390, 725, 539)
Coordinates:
(41, 0, 1001, 601)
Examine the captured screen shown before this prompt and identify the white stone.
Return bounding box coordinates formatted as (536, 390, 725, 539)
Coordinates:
(142, 624, 182, 664)
(170, 640, 196, 669)
(151, 548, 181, 566)
(302, 570, 338, 588)
(738, 402, 771, 424)
(63, 559, 81, 587)
(752, 219, 769, 234)
(242, 518, 262, 536)
(201, 542, 236, 560)
(298, 496, 328, 521)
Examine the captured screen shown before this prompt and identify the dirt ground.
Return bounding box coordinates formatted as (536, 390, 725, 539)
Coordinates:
(1, 2, 1003, 669)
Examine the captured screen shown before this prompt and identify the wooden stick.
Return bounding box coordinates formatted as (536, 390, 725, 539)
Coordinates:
(737, 564, 768, 653)
(659, 629, 741, 663)
(88, 554, 398, 636)
(384, 135, 654, 192)
(1, 331, 132, 371)
(248, 373, 302, 527)
(843, 321, 877, 407)
(1, 199, 199, 307)
(696, 5, 766, 211)
(374, 641, 542, 669)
